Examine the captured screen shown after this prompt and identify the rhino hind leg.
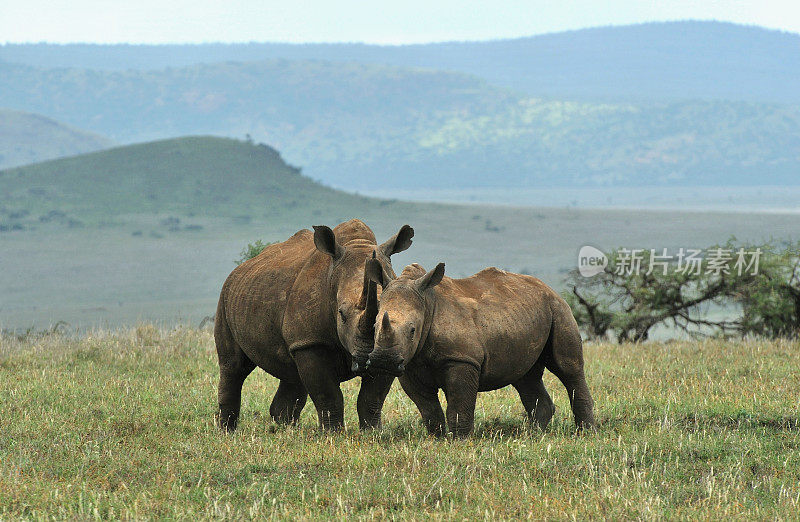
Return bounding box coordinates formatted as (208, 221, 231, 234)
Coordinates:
(216, 353, 256, 432)
(543, 305, 597, 430)
(513, 361, 556, 430)
(269, 380, 308, 425)
(215, 313, 256, 432)
(291, 345, 345, 431)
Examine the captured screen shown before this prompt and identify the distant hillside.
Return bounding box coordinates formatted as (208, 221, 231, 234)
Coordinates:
(0, 109, 113, 169)
(1, 58, 798, 189)
(0, 136, 380, 229)
(0, 58, 514, 144)
(2, 22, 799, 103)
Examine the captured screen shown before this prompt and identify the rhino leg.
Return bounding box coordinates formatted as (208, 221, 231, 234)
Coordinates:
(291, 345, 345, 431)
(217, 355, 256, 432)
(357, 373, 394, 430)
(399, 373, 445, 436)
(544, 307, 596, 430)
(215, 312, 256, 432)
(442, 362, 480, 438)
(269, 380, 308, 425)
(513, 360, 556, 431)
(549, 364, 595, 430)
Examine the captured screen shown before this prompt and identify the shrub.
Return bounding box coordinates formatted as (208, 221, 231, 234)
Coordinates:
(565, 240, 800, 342)
(235, 240, 273, 265)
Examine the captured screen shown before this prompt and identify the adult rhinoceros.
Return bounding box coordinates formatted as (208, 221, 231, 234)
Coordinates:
(215, 219, 413, 431)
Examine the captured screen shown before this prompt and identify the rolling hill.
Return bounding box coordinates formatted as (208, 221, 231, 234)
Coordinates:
(0, 109, 113, 169)
(0, 136, 383, 228)
(2, 21, 798, 104)
(1, 59, 799, 190)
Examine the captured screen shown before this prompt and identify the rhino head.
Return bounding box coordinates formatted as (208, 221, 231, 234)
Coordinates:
(364, 261, 445, 376)
(313, 224, 414, 374)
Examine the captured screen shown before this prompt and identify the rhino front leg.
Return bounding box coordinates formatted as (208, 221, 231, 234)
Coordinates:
(357, 373, 394, 430)
(291, 345, 345, 431)
(442, 362, 480, 438)
(270, 380, 308, 425)
(399, 374, 446, 436)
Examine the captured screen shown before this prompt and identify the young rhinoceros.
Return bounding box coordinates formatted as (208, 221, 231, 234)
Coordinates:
(364, 261, 596, 437)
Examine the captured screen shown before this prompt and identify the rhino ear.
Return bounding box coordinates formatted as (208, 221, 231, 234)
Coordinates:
(379, 225, 414, 257)
(313, 225, 344, 260)
(417, 263, 445, 292)
(365, 254, 387, 287)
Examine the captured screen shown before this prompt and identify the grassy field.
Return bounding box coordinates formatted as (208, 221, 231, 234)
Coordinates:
(3, 206, 800, 330)
(1, 326, 798, 519)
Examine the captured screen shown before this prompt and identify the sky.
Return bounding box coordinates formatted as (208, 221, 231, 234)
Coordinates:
(1, 0, 798, 44)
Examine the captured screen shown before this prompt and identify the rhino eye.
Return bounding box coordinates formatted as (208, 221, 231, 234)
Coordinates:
(339, 308, 347, 322)
(409, 326, 416, 337)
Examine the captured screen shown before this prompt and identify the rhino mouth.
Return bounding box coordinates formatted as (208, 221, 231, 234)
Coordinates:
(350, 355, 369, 375)
(364, 358, 405, 377)
(348, 334, 374, 375)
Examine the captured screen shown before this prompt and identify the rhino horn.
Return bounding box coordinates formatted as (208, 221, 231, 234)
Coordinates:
(379, 311, 395, 343)
(363, 280, 378, 324)
(357, 282, 379, 336)
(365, 251, 391, 288)
(359, 252, 379, 306)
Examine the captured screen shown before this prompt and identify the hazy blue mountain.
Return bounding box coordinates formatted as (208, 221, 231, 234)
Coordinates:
(0, 109, 113, 169)
(1, 58, 798, 189)
(2, 22, 798, 103)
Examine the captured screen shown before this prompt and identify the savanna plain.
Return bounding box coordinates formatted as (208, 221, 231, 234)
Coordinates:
(1, 326, 798, 519)
(3, 24, 800, 520)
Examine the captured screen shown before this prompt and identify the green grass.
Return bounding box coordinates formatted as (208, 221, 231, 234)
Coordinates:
(2, 327, 798, 519)
(3, 204, 800, 330)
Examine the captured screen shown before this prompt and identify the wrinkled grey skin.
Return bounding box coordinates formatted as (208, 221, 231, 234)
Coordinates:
(215, 219, 413, 431)
(365, 260, 596, 437)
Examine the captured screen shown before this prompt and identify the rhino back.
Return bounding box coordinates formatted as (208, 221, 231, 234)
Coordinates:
(428, 268, 561, 391)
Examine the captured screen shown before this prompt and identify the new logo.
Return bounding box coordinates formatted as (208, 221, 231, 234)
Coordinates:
(578, 246, 608, 277)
